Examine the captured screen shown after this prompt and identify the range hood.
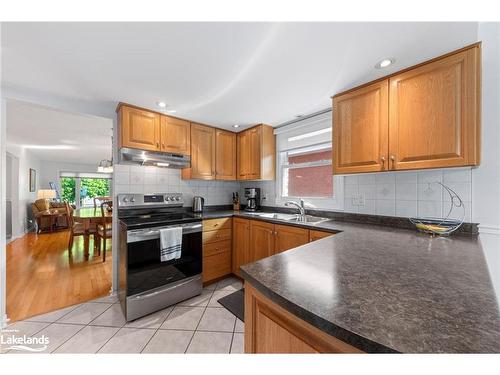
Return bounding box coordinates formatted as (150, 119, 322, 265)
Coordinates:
(119, 147, 190, 169)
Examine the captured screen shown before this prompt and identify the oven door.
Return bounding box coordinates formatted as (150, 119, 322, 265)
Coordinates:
(126, 222, 202, 296)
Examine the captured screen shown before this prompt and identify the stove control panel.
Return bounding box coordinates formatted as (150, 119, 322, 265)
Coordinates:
(118, 193, 184, 208)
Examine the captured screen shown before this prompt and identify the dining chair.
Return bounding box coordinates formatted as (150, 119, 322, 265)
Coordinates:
(66, 201, 85, 258)
(95, 200, 113, 262)
(94, 196, 112, 210)
(66, 201, 98, 258)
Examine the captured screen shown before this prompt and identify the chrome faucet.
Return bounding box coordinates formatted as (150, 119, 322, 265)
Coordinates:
(285, 198, 306, 220)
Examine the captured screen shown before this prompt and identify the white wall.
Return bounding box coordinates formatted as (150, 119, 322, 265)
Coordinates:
(474, 23, 500, 301)
(5, 144, 41, 236)
(39, 160, 99, 191)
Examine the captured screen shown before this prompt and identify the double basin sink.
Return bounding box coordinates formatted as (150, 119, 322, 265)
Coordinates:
(244, 212, 331, 224)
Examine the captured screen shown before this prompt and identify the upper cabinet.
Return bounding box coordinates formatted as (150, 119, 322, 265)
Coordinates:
(237, 124, 276, 180)
(333, 80, 389, 174)
(388, 46, 480, 170)
(332, 44, 481, 174)
(160, 116, 191, 155)
(182, 123, 216, 180)
(215, 129, 237, 180)
(118, 104, 190, 155)
(119, 105, 161, 151)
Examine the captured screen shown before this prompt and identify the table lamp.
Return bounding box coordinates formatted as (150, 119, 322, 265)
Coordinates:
(37, 189, 56, 201)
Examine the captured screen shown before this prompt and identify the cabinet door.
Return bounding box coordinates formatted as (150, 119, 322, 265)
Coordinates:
(188, 123, 216, 179)
(120, 106, 160, 151)
(247, 126, 262, 179)
(389, 47, 480, 170)
(237, 130, 250, 180)
(160, 116, 190, 155)
(309, 230, 333, 242)
(233, 218, 250, 276)
(249, 220, 275, 263)
(333, 80, 389, 174)
(274, 224, 309, 254)
(216, 129, 237, 180)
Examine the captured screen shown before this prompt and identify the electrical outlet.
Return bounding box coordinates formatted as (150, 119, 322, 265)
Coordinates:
(351, 194, 365, 206)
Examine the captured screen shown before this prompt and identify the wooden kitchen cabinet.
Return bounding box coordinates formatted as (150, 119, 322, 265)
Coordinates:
(237, 124, 276, 180)
(216, 129, 237, 180)
(388, 46, 480, 170)
(182, 123, 216, 180)
(160, 116, 190, 155)
(233, 218, 250, 277)
(332, 43, 481, 174)
(244, 283, 362, 353)
(309, 230, 333, 242)
(274, 224, 309, 254)
(118, 105, 161, 151)
(333, 80, 389, 174)
(202, 218, 232, 283)
(249, 220, 275, 263)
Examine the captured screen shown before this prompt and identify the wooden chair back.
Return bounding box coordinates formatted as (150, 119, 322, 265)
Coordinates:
(94, 196, 112, 210)
(100, 200, 113, 230)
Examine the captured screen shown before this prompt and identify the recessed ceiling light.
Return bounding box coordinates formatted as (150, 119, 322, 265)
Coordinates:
(375, 58, 395, 69)
(167, 109, 177, 114)
(233, 124, 240, 128)
(157, 101, 167, 108)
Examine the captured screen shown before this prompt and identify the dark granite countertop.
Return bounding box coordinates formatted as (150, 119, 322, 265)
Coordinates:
(200, 209, 500, 353)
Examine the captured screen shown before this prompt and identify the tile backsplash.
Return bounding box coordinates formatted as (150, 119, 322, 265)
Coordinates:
(114, 164, 473, 222)
(113, 164, 240, 207)
(343, 167, 473, 222)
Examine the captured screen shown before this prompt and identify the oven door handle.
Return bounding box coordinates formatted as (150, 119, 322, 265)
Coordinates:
(131, 276, 202, 300)
(127, 222, 202, 243)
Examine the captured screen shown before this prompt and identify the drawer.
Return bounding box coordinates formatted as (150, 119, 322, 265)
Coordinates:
(203, 239, 231, 257)
(203, 250, 232, 283)
(203, 228, 232, 244)
(203, 218, 232, 232)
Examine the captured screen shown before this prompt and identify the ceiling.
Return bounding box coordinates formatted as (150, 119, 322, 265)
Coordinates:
(6, 99, 113, 164)
(2, 22, 478, 129)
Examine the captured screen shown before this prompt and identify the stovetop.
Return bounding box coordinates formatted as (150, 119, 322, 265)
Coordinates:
(120, 211, 200, 230)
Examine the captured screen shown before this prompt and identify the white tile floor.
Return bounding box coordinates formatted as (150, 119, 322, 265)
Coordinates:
(1, 276, 244, 354)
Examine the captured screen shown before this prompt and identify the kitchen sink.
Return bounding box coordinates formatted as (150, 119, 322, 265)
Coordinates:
(247, 212, 330, 224)
(284, 215, 331, 224)
(251, 212, 297, 221)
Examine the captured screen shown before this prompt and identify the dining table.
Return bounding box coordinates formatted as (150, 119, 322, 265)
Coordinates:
(73, 207, 112, 260)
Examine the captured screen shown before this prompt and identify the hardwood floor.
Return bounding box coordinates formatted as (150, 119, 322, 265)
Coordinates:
(6, 230, 112, 322)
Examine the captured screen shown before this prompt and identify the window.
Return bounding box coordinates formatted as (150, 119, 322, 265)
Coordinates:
(275, 111, 343, 210)
(59, 172, 112, 209)
(280, 143, 332, 198)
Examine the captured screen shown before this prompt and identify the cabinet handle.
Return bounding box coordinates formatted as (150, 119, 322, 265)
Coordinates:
(156, 142, 160, 148)
(390, 155, 396, 169)
(381, 156, 386, 166)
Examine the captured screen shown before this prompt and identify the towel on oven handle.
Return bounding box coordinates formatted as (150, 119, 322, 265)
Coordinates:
(160, 227, 183, 262)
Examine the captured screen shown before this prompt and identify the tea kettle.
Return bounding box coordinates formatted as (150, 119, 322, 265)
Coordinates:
(192, 196, 205, 213)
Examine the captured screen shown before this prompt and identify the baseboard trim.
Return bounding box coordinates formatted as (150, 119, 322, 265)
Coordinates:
(479, 225, 500, 235)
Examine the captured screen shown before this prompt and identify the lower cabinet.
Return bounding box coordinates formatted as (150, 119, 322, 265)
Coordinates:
(207, 217, 336, 281)
(244, 283, 363, 353)
(233, 218, 250, 277)
(249, 220, 275, 262)
(274, 224, 309, 254)
(202, 218, 232, 283)
(309, 230, 334, 242)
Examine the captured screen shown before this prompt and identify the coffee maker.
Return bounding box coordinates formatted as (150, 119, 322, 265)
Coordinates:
(244, 188, 261, 212)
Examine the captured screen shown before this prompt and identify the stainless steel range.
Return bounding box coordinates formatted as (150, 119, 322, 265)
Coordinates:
(118, 193, 202, 321)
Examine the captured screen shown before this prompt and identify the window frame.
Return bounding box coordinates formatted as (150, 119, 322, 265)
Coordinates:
(274, 112, 344, 211)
